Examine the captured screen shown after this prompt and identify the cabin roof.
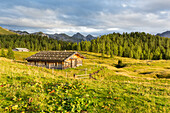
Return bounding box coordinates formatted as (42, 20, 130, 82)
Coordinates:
(25, 51, 85, 62)
(15, 48, 29, 50)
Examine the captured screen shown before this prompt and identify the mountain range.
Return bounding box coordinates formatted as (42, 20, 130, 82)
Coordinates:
(10, 30, 96, 42)
(156, 31, 170, 38)
(1, 26, 170, 42)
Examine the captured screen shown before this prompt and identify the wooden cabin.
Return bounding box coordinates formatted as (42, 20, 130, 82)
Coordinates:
(13, 48, 29, 52)
(25, 51, 85, 69)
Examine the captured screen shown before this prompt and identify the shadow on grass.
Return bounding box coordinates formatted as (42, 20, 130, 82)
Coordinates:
(140, 72, 153, 75)
(14, 60, 27, 64)
(156, 72, 170, 78)
(115, 64, 127, 68)
(82, 52, 110, 59)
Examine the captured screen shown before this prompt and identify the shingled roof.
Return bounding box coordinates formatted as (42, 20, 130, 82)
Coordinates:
(26, 51, 85, 62)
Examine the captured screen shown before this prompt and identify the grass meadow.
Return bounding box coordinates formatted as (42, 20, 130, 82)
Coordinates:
(0, 50, 169, 112)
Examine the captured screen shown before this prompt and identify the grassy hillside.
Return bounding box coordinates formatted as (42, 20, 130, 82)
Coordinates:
(0, 26, 16, 35)
(0, 51, 169, 112)
(1, 49, 37, 60)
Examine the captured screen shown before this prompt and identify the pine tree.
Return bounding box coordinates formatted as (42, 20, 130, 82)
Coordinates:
(97, 44, 100, 53)
(58, 44, 61, 50)
(165, 49, 170, 60)
(91, 40, 96, 52)
(96, 37, 100, 53)
(113, 44, 118, 56)
(129, 50, 133, 58)
(72, 43, 77, 50)
(153, 47, 161, 60)
(84, 41, 90, 51)
(106, 36, 111, 56)
(118, 45, 123, 56)
(77, 42, 81, 51)
(160, 53, 162, 60)
(150, 53, 153, 60)
(101, 40, 105, 57)
(7, 47, 15, 59)
(1, 48, 6, 57)
(31, 42, 34, 51)
(110, 51, 114, 58)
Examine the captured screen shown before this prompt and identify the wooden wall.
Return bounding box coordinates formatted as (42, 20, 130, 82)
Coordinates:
(27, 53, 84, 69)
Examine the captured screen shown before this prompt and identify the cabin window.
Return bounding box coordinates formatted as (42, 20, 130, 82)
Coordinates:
(77, 60, 82, 64)
(65, 62, 69, 67)
(50, 63, 55, 67)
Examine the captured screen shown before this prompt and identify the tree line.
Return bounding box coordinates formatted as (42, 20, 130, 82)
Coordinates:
(89, 32, 170, 60)
(0, 32, 170, 60)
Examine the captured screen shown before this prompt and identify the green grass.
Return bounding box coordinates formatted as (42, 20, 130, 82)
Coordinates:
(0, 51, 170, 112)
(0, 27, 17, 35)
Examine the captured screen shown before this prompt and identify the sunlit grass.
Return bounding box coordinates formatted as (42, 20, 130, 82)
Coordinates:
(0, 51, 169, 112)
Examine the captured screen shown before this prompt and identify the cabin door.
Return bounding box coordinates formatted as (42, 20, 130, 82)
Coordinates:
(75, 59, 77, 67)
(71, 60, 75, 68)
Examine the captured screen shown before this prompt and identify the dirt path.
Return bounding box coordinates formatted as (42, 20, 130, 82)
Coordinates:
(86, 62, 156, 80)
(115, 72, 155, 80)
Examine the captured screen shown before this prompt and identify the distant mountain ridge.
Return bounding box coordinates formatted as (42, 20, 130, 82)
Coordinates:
(31, 32, 49, 37)
(157, 31, 170, 38)
(48, 32, 96, 42)
(72, 32, 86, 40)
(10, 29, 96, 42)
(10, 30, 29, 35)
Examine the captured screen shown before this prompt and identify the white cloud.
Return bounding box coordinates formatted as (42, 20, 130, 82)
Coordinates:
(160, 11, 167, 14)
(0, 6, 70, 28)
(1, 0, 170, 35)
(107, 28, 120, 31)
(122, 4, 127, 8)
(46, 26, 102, 34)
(95, 10, 170, 34)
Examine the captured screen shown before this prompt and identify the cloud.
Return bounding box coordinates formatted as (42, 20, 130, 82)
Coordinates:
(94, 10, 170, 33)
(0, 6, 69, 28)
(0, 0, 170, 35)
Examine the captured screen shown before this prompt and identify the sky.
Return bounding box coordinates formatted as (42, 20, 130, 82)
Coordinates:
(0, 0, 170, 36)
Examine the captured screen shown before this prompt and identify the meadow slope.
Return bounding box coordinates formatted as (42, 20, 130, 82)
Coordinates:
(0, 51, 169, 112)
(0, 27, 16, 35)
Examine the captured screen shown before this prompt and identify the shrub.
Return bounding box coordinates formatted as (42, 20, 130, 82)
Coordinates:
(116, 60, 126, 68)
(156, 71, 170, 78)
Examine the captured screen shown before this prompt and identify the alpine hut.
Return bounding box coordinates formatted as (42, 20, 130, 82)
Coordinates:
(25, 51, 85, 69)
(13, 48, 29, 52)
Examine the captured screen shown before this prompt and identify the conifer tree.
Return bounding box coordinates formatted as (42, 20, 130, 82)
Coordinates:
(165, 49, 170, 60)
(110, 51, 114, 58)
(106, 37, 111, 56)
(96, 37, 100, 53)
(77, 42, 81, 51)
(91, 40, 96, 52)
(129, 50, 133, 58)
(101, 40, 105, 57)
(31, 42, 34, 51)
(113, 44, 118, 56)
(97, 44, 100, 53)
(72, 43, 77, 50)
(118, 45, 123, 56)
(58, 44, 61, 50)
(1, 48, 5, 57)
(7, 47, 15, 59)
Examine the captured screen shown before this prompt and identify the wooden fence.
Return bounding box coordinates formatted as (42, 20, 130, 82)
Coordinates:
(73, 67, 104, 80)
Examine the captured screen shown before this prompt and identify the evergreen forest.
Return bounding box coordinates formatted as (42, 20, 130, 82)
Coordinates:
(0, 32, 170, 60)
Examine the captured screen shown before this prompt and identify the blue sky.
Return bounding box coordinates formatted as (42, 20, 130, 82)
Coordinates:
(0, 0, 170, 36)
